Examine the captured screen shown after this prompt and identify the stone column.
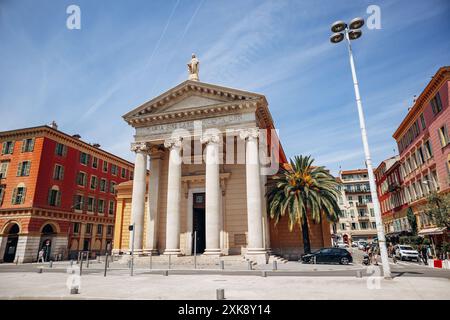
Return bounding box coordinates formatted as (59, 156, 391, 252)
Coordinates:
(261, 174, 271, 252)
(163, 137, 183, 255)
(201, 133, 221, 255)
(240, 128, 266, 262)
(130, 142, 149, 254)
(145, 146, 164, 254)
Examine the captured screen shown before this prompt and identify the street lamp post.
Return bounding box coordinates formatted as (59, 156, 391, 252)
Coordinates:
(330, 18, 392, 279)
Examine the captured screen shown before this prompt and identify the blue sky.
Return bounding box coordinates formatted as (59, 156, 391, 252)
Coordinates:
(1, 0, 449, 174)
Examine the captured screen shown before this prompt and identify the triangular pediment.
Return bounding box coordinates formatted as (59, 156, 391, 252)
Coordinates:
(123, 80, 265, 121)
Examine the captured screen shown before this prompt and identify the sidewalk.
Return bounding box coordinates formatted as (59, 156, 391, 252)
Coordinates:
(0, 272, 448, 300)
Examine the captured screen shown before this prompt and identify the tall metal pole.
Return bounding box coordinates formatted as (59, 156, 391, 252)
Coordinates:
(344, 29, 391, 279)
(130, 223, 135, 276)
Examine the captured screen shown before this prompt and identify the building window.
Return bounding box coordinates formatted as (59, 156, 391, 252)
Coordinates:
(98, 199, 105, 213)
(86, 223, 93, 234)
(55, 143, 67, 157)
(431, 92, 443, 115)
(340, 223, 346, 230)
(370, 208, 375, 217)
(108, 200, 115, 215)
(11, 184, 26, 204)
(360, 222, 368, 230)
(21, 138, 35, 152)
(97, 224, 103, 236)
(73, 223, 80, 234)
(121, 167, 126, 179)
(111, 164, 118, 176)
(424, 140, 433, 159)
(351, 223, 358, 230)
(438, 125, 449, 147)
(87, 197, 95, 212)
(420, 113, 426, 129)
(76, 172, 87, 186)
(48, 187, 61, 206)
(100, 179, 107, 192)
(371, 222, 376, 229)
(53, 164, 64, 180)
(110, 181, 116, 194)
(130, 171, 133, 180)
(92, 157, 98, 169)
(0, 161, 9, 178)
(102, 161, 108, 173)
(90, 176, 98, 190)
(73, 194, 84, 211)
(17, 161, 31, 176)
(1, 141, 14, 155)
(80, 152, 90, 165)
(107, 225, 113, 235)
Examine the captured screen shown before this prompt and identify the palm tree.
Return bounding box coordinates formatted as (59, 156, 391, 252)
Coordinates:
(267, 155, 341, 254)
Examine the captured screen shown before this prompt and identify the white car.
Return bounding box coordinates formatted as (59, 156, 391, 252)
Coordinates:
(337, 242, 349, 248)
(395, 245, 420, 261)
(358, 241, 367, 250)
(351, 241, 358, 248)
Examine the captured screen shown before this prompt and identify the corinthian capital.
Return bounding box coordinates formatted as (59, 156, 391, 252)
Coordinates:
(131, 142, 150, 153)
(164, 136, 183, 149)
(239, 128, 260, 141)
(200, 132, 221, 145)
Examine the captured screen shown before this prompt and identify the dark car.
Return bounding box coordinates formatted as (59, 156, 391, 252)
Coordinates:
(301, 247, 353, 265)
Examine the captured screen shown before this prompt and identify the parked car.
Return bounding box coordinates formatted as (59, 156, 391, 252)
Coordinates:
(395, 245, 420, 261)
(301, 248, 353, 265)
(337, 242, 349, 248)
(351, 241, 358, 248)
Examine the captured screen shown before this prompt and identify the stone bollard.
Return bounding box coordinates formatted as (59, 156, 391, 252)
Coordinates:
(70, 260, 73, 267)
(49, 261, 53, 268)
(220, 260, 225, 270)
(272, 260, 278, 271)
(70, 286, 79, 294)
(247, 261, 252, 270)
(37, 267, 43, 273)
(97, 256, 101, 263)
(261, 271, 267, 277)
(216, 288, 225, 300)
(163, 270, 168, 276)
(356, 270, 362, 278)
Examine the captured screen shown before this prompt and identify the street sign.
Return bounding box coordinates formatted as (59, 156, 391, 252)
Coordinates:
(128, 225, 133, 231)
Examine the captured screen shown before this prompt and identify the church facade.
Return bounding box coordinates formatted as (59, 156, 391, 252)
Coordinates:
(113, 60, 331, 261)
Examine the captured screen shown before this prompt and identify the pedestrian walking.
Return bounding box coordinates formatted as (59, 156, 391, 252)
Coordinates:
(421, 245, 428, 265)
(372, 245, 379, 266)
(38, 249, 45, 263)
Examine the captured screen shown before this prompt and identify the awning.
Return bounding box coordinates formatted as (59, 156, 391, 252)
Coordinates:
(418, 227, 447, 236)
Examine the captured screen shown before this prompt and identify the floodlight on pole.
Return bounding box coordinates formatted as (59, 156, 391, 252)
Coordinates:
(329, 17, 392, 279)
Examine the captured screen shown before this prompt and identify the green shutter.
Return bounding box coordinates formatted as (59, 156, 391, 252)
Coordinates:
(1, 142, 6, 155)
(56, 191, 61, 207)
(11, 188, 17, 204)
(21, 187, 27, 204)
(17, 162, 23, 176)
(29, 139, 35, 152)
(60, 166, 64, 180)
(21, 140, 26, 152)
(25, 162, 31, 176)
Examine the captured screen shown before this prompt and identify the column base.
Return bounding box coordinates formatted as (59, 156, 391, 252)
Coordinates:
(245, 248, 268, 264)
(127, 249, 145, 256)
(163, 249, 182, 256)
(203, 248, 222, 256)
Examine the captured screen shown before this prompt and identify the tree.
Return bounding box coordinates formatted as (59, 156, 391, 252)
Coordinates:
(266, 155, 341, 254)
(421, 192, 450, 229)
(406, 207, 417, 235)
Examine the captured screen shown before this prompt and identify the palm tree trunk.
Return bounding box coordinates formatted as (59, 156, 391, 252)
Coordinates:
(302, 202, 311, 254)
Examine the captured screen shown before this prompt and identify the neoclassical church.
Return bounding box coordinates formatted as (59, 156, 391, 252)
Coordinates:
(113, 56, 331, 261)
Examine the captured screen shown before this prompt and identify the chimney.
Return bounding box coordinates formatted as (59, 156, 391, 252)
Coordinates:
(72, 134, 81, 139)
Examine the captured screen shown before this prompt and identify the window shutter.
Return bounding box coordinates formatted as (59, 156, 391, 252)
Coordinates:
(11, 188, 17, 204)
(30, 138, 35, 152)
(17, 162, 23, 176)
(84, 196, 88, 211)
(25, 162, 31, 176)
(1, 142, 6, 155)
(21, 187, 27, 204)
(21, 139, 26, 152)
(63, 145, 67, 157)
(48, 188, 52, 205)
(60, 166, 64, 180)
(56, 191, 61, 207)
(73, 195, 77, 208)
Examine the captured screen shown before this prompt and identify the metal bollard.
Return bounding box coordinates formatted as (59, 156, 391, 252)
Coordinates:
(70, 287, 79, 294)
(49, 261, 53, 268)
(149, 252, 153, 270)
(356, 270, 362, 278)
(37, 267, 43, 273)
(104, 253, 108, 277)
(86, 255, 90, 268)
(70, 260, 73, 267)
(168, 255, 171, 270)
(163, 270, 168, 276)
(216, 288, 225, 300)
(247, 261, 252, 270)
(273, 260, 278, 271)
(261, 271, 267, 277)
(97, 256, 101, 263)
(220, 260, 224, 270)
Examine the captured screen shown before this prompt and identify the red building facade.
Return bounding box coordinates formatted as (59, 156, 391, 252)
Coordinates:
(390, 66, 450, 244)
(0, 124, 133, 263)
